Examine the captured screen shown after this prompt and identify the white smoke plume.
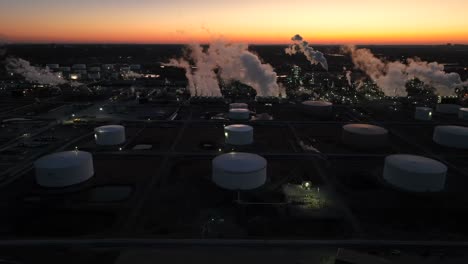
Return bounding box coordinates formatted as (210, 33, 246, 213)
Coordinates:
(240, 52, 279, 96)
(345, 70, 352, 86)
(343, 45, 468, 96)
(405, 59, 466, 96)
(165, 40, 279, 97)
(6, 58, 67, 86)
(122, 70, 143, 80)
(285, 34, 328, 71)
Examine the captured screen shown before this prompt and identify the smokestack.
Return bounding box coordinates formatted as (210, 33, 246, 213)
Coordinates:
(285, 34, 328, 71)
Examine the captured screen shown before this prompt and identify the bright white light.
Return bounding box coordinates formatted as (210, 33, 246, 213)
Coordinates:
(301, 181, 312, 190)
(99, 107, 103, 111)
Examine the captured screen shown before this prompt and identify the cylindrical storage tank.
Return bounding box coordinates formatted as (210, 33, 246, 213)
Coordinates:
(225, 124, 253, 145)
(46, 64, 60, 70)
(102, 64, 114, 71)
(212, 152, 267, 190)
(229, 103, 248, 110)
(459, 108, 468, 120)
(415, 107, 433, 121)
(433, 125, 468, 149)
(302, 101, 333, 118)
(436, 104, 461, 114)
(342, 124, 388, 149)
(383, 154, 447, 192)
(34, 151, 94, 188)
(72, 64, 87, 70)
(59, 66, 71, 72)
(229, 109, 250, 120)
(94, 125, 126, 146)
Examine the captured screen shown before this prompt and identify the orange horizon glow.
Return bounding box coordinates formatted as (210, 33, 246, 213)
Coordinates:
(1, 0, 468, 45)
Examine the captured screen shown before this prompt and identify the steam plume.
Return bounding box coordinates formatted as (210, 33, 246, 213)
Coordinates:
(285, 34, 328, 71)
(345, 69, 352, 86)
(6, 58, 67, 86)
(165, 40, 279, 97)
(343, 45, 468, 96)
(122, 70, 143, 80)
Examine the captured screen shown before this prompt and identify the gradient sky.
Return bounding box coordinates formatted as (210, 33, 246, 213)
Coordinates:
(1, 0, 468, 44)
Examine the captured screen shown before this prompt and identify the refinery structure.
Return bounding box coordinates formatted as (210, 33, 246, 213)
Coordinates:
(1, 39, 468, 262)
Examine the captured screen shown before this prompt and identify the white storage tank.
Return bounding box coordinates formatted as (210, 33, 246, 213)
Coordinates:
(383, 154, 447, 192)
(225, 124, 253, 145)
(302, 100, 333, 118)
(129, 64, 141, 71)
(59, 66, 71, 72)
(433, 125, 468, 149)
(76, 69, 87, 75)
(102, 64, 114, 71)
(436, 104, 461, 114)
(212, 152, 267, 190)
(229, 108, 250, 120)
(88, 72, 101, 80)
(459, 108, 468, 120)
(342, 124, 388, 149)
(94, 125, 126, 146)
(72, 64, 87, 70)
(229, 103, 248, 110)
(46, 64, 60, 70)
(88, 66, 101, 72)
(34, 151, 94, 188)
(415, 107, 432, 121)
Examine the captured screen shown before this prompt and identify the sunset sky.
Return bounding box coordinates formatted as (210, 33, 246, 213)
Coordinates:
(1, 0, 468, 44)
